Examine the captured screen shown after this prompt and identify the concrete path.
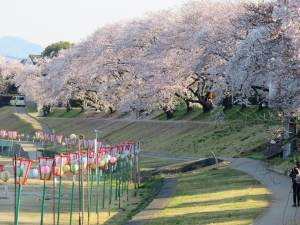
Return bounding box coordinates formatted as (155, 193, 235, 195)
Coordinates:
(229, 158, 299, 225)
(124, 178, 177, 225)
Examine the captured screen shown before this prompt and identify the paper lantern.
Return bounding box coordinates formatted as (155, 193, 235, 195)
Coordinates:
(63, 165, 71, 173)
(82, 157, 88, 165)
(79, 151, 88, 171)
(0, 164, 4, 172)
(13, 157, 32, 185)
(71, 164, 79, 174)
(17, 168, 24, 177)
(54, 154, 68, 177)
(68, 152, 81, 174)
(29, 168, 39, 178)
(1, 171, 9, 182)
(110, 156, 117, 165)
(90, 163, 96, 171)
(38, 157, 54, 180)
(99, 159, 106, 168)
(54, 167, 64, 176)
(106, 155, 111, 163)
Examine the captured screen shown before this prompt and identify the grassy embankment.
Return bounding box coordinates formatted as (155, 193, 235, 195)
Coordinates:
(40, 106, 279, 158)
(0, 105, 280, 157)
(0, 106, 275, 224)
(146, 166, 271, 225)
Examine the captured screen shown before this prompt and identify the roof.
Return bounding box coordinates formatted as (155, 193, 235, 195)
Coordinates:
(21, 54, 46, 66)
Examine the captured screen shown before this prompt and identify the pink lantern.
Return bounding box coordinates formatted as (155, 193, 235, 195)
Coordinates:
(38, 157, 54, 180)
(110, 156, 117, 165)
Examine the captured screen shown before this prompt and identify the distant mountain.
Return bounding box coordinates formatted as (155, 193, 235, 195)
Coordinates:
(0, 36, 43, 59)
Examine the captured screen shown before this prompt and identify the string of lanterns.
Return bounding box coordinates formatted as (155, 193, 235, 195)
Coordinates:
(0, 129, 141, 225)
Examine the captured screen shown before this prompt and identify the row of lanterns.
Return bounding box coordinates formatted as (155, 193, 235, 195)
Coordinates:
(0, 142, 140, 225)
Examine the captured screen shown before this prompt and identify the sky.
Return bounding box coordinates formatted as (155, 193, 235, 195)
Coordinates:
(0, 0, 188, 47)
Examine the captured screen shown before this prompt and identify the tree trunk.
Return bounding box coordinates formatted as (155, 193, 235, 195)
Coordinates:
(196, 92, 213, 113)
(108, 107, 116, 114)
(162, 108, 174, 120)
(42, 105, 51, 117)
(222, 96, 233, 111)
(283, 116, 297, 158)
(202, 101, 213, 113)
(80, 100, 87, 112)
(66, 100, 72, 112)
(185, 100, 192, 113)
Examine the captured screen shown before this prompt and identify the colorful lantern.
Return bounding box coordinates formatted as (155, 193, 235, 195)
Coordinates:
(13, 157, 32, 225)
(54, 154, 68, 177)
(29, 168, 39, 178)
(0, 171, 9, 182)
(38, 157, 54, 180)
(13, 158, 32, 185)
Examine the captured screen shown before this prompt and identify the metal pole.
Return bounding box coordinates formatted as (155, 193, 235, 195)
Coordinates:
(53, 170, 56, 225)
(14, 154, 17, 225)
(94, 130, 100, 225)
(87, 161, 90, 225)
(78, 138, 82, 225)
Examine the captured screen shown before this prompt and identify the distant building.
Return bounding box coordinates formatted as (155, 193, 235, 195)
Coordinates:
(20, 54, 46, 66)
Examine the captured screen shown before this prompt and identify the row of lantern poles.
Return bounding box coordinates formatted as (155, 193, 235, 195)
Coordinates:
(6, 132, 141, 225)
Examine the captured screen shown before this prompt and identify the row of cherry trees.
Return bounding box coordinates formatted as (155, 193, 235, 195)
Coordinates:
(9, 0, 300, 118)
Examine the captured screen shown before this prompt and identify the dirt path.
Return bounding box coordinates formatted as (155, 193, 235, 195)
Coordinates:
(229, 158, 299, 225)
(124, 178, 177, 225)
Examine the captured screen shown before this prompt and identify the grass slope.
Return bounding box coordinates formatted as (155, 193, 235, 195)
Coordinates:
(0, 107, 35, 133)
(0, 106, 279, 157)
(146, 166, 271, 225)
(42, 117, 277, 157)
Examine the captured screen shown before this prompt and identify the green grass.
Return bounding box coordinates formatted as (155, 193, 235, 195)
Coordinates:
(0, 105, 280, 158)
(0, 107, 35, 134)
(47, 108, 82, 118)
(257, 152, 300, 175)
(41, 117, 278, 157)
(145, 167, 271, 225)
(157, 104, 279, 123)
(125, 177, 163, 221)
(140, 156, 184, 170)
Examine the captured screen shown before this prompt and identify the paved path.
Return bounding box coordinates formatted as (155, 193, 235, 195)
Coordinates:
(124, 178, 177, 225)
(229, 158, 299, 225)
(134, 154, 300, 225)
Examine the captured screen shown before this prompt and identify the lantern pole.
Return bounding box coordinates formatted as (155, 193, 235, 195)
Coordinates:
(69, 175, 75, 225)
(40, 178, 46, 225)
(94, 129, 100, 225)
(52, 129, 56, 225)
(14, 154, 17, 225)
(78, 134, 85, 225)
(56, 155, 65, 225)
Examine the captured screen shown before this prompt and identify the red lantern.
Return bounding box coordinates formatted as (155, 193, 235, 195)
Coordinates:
(38, 157, 54, 180)
(13, 158, 32, 185)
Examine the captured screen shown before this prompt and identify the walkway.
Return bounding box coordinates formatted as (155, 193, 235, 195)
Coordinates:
(230, 158, 300, 225)
(124, 178, 177, 225)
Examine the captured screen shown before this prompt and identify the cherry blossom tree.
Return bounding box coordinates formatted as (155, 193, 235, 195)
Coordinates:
(0, 57, 24, 94)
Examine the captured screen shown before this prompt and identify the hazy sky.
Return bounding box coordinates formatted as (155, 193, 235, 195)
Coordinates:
(1, 0, 188, 47)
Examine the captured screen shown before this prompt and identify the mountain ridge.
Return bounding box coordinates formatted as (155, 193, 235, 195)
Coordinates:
(0, 36, 43, 59)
